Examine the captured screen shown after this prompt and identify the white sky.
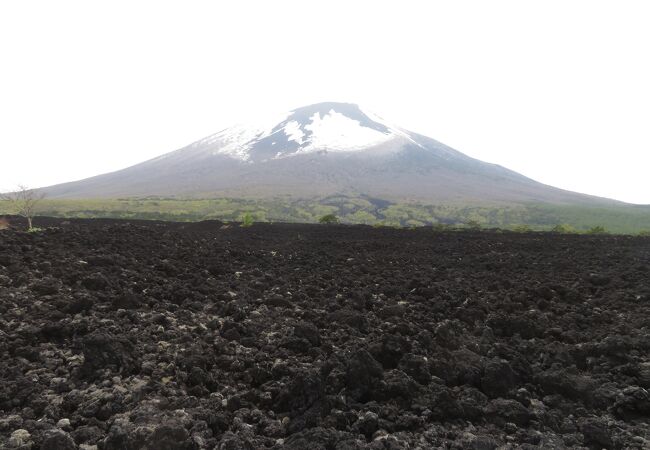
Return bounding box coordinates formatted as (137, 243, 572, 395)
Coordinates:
(1, 1, 649, 204)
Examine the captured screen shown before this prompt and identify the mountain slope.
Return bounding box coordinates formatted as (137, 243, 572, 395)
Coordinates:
(42, 102, 620, 205)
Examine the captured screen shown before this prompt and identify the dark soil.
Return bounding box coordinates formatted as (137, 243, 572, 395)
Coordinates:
(1, 217, 649, 449)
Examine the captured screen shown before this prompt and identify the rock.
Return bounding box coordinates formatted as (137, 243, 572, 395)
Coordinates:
(31, 277, 61, 295)
(481, 358, 516, 398)
(66, 295, 94, 313)
(456, 432, 499, 450)
(418, 384, 465, 420)
(0, 415, 23, 432)
(187, 366, 210, 387)
(280, 336, 313, 354)
(457, 387, 489, 419)
(111, 292, 141, 310)
(146, 421, 196, 450)
(579, 417, 612, 449)
(80, 332, 139, 378)
(221, 327, 241, 342)
(81, 273, 109, 291)
(282, 427, 354, 450)
(485, 399, 531, 426)
(443, 348, 484, 386)
(57, 418, 72, 430)
(293, 321, 321, 346)
(85, 255, 114, 267)
(8, 429, 32, 448)
(274, 370, 323, 415)
(267, 294, 293, 308)
(536, 369, 598, 404)
(613, 386, 650, 418)
(151, 313, 169, 325)
(71, 426, 103, 445)
(434, 319, 461, 349)
(377, 304, 406, 319)
(41, 430, 77, 450)
(346, 350, 384, 401)
(588, 273, 611, 286)
(329, 309, 369, 333)
(637, 361, 650, 388)
(398, 353, 431, 385)
(40, 321, 73, 341)
(101, 420, 134, 450)
(372, 334, 410, 369)
(355, 411, 379, 438)
(378, 369, 421, 405)
(216, 431, 252, 450)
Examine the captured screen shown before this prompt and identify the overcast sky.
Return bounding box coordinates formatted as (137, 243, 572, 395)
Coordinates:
(1, 1, 649, 204)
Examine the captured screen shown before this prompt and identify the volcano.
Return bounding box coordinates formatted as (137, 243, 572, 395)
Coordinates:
(42, 102, 618, 205)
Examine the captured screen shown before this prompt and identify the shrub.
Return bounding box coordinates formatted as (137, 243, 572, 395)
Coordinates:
(431, 223, 453, 232)
(639, 230, 650, 237)
(551, 224, 576, 234)
(319, 214, 339, 224)
(513, 225, 532, 233)
(587, 226, 608, 235)
(240, 212, 254, 227)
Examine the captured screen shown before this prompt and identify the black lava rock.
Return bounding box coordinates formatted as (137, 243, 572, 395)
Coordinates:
(346, 350, 384, 401)
(80, 332, 139, 378)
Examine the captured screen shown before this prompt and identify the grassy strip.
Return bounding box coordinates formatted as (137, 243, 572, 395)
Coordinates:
(1, 196, 649, 234)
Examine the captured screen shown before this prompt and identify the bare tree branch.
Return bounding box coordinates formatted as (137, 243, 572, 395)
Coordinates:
(0, 185, 46, 230)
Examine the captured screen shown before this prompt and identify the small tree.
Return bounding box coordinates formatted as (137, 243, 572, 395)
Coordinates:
(319, 213, 339, 224)
(0, 185, 45, 230)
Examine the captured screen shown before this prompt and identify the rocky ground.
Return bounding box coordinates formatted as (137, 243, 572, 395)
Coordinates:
(0, 217, 649, 449)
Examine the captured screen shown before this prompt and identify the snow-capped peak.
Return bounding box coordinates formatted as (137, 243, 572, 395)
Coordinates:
(193, 102, 415, 162)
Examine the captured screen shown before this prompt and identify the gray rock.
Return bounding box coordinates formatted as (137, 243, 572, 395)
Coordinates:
(41, 430, 77, 450)
(57, 418, 71, 430)
(8, 429, 32, 448)
(0, 415, 23, 432)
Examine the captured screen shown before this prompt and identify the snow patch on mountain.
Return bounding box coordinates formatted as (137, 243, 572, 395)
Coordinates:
(187, 103, 420, 162)
(299, 110, 393, 152)
(283, 120, 305, 145)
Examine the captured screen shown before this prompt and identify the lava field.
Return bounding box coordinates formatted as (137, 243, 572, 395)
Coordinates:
(1, 218, 649, 449)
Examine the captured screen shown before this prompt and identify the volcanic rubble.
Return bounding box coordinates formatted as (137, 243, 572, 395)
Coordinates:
(0, 218, 649, 449)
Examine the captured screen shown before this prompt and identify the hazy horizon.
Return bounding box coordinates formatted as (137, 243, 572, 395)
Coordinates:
(1, 1, 649, 204)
